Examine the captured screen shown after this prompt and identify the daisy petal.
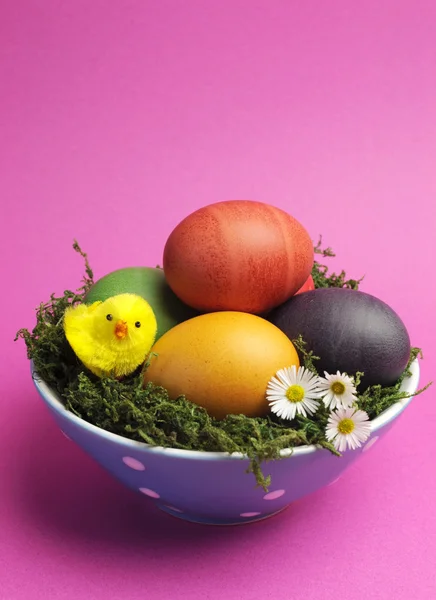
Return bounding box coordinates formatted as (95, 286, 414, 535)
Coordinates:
(265, 365, 323, 421)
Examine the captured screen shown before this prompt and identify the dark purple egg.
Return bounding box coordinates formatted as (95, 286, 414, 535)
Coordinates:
(268, 288, 411, 388)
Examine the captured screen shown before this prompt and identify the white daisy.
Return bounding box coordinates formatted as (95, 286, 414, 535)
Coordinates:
(266, 365, 322, 420)
(325, 407, 371, 452)
(318, 370, 358, 409)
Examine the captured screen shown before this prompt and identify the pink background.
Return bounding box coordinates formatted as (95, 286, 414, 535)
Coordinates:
(1, 1, 435, 598)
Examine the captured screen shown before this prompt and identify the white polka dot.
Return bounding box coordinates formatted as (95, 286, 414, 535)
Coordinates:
(240, 512, 261, 518)
(328, 477, 341, 487)
(122, 456, 146, 471)
(263, 489, 285, 501)
(139, 487, 160, 499)
(61, 431, 71, 441)
(362, 436, 379, 453)
(164, 505, 183, 513)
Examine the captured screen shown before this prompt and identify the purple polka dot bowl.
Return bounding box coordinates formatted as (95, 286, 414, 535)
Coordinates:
(32, 360, 420, 526)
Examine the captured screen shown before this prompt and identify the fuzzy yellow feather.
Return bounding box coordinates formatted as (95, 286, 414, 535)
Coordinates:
(63, 293, 157, 378)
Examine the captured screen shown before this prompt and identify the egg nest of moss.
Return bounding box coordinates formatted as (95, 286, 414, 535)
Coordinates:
(16, 241, 429, 490)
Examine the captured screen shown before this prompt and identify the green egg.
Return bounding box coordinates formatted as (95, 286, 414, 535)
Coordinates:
(84, 267, 198, 340)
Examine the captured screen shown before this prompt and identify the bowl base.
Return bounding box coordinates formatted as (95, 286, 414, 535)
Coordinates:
(157, 504, 289, 526)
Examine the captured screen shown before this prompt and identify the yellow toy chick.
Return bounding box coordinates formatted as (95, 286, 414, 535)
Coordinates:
(63, 293, 157, 378)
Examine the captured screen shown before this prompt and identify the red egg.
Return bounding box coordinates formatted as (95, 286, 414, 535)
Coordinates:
(163, 200, 314, 313)
(295, 274, 315, 295)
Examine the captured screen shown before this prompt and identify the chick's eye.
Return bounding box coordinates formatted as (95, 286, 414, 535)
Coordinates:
(106, 314, 113, 321)
(135, 321, 141, 328)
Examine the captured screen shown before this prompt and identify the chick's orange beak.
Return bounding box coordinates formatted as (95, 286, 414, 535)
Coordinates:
(114, 320, 128, 339)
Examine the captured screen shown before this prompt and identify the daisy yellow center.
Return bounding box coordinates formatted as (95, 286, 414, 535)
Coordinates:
(337, 418, 355, 434)
(285, 385, 305, 403)
(331, 381, 346, 395)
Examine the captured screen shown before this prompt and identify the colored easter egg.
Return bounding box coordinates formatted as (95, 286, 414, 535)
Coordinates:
(295, 274, 315, 295)
(268, 288, 411, 388)
(84, 267, 198, 340)
(163, 200, 314, 314)
(143, 311, 300, 420)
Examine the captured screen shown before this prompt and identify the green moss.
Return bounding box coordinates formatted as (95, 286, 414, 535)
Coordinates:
(311, 237, 364, 290)
(16, 241, 431, 491)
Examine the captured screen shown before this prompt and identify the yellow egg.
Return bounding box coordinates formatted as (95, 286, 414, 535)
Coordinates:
(143, 311, 299, 420)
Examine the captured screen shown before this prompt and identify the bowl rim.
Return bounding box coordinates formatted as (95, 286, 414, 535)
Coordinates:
(31, 358, 420, 461)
